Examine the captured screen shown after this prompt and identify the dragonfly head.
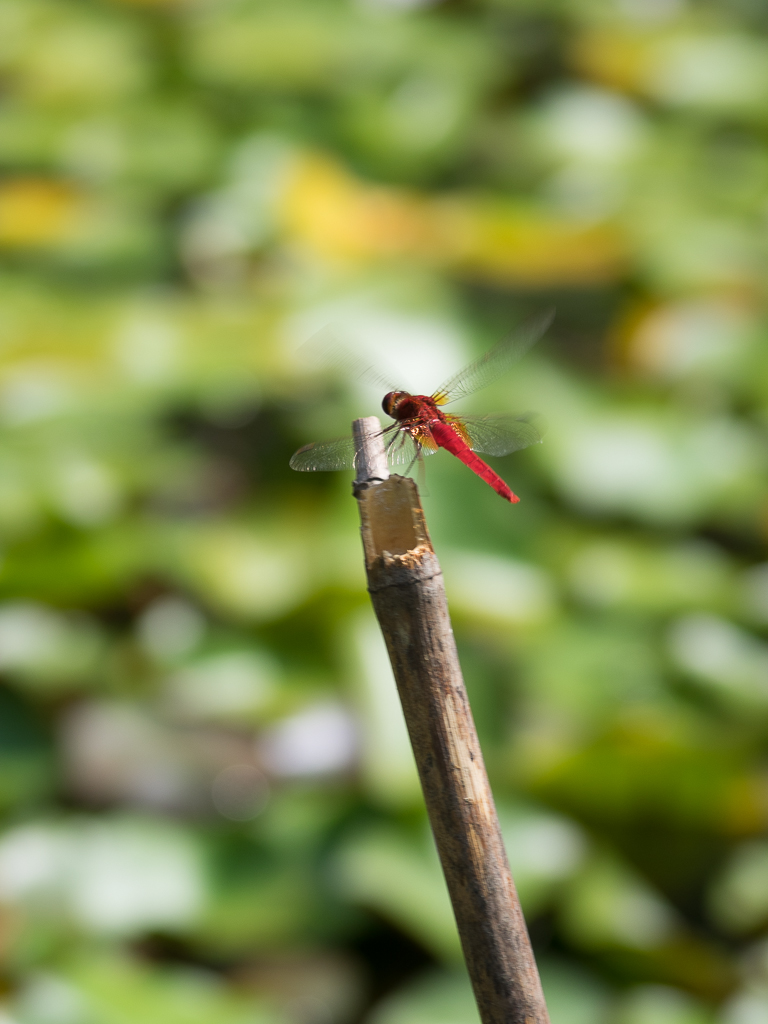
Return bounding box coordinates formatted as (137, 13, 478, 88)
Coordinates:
(382, 391, 406, 417)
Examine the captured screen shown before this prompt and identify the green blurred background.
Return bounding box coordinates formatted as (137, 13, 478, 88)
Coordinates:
(1, 0, 768, 1021)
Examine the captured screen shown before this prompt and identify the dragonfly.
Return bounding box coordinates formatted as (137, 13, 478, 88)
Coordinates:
(290, 309, 553, 503)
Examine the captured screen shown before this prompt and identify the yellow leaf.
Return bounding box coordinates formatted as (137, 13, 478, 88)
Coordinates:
(0, 179, 82, 248)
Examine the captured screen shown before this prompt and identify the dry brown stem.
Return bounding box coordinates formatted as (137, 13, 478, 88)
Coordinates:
(353, 418, 550, 1024)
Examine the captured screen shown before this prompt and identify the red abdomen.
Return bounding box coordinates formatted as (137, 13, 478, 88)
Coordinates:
(430, 420, 520, 503)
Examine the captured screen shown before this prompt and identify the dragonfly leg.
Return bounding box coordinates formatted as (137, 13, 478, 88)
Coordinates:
(385, 427, 408, 462)
(405, 448, 421, 477)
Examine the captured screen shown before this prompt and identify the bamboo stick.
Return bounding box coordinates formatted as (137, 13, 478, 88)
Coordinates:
(352, 417, 550, 1024)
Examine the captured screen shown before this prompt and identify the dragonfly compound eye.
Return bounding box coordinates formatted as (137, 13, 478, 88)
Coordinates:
(382, 392, 400, 416)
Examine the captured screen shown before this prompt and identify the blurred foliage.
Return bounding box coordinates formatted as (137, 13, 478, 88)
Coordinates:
(1, 0, 768, 1022)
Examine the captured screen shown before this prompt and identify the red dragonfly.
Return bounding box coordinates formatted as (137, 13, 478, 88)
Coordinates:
(290, 310, 553, 503)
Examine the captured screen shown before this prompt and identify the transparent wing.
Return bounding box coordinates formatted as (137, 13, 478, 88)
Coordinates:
(298, 324, 401, 394)
(450, 414, 544, 456)
(290, 435, 360, 472)
(290, 424, 439, 472)
(432, 309, 554, 405)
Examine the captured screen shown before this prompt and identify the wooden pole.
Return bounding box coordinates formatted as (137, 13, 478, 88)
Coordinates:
(352, 417, 550, 1024)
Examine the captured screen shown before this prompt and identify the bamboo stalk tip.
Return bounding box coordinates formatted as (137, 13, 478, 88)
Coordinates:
(353, 416, 389, 490)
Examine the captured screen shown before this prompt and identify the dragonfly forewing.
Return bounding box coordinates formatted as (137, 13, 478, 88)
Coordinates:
(432, 308, 554, 405)
(298, 324, 402, 395)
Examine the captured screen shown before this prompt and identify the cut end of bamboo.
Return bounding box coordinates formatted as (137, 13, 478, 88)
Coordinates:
(352, 416, 434, 576)
(357, 475, 433, 572)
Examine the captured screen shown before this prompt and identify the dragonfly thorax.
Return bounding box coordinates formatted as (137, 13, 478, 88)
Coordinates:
(383, 392, 440, 421)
